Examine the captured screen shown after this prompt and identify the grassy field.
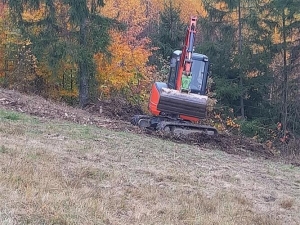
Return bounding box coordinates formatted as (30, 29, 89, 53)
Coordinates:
(0, 109, 299, 225)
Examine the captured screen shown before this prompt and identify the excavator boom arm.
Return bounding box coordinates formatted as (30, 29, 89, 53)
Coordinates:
(176, 16, 197, 90)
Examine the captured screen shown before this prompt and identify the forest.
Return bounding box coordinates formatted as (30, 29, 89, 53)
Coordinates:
(0, 0, 299, 151)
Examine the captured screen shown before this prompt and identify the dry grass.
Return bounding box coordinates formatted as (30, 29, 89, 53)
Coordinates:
(280, 199, 294, 209)
(0, 109, 299, 225)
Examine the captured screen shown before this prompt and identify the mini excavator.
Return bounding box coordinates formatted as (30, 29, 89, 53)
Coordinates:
(131, 16, 218, 135)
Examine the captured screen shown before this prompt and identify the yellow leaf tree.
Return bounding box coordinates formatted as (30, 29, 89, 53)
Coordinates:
(95, 0, 154, 102)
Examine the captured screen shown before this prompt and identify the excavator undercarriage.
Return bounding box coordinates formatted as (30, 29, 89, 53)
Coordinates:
(131, 114, 218, 136)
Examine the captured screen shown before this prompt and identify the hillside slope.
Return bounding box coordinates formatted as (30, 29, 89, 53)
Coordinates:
(0, 88, 300, 224)
(0, 88, 278, 159)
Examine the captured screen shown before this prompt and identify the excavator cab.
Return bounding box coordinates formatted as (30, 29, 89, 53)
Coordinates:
(145, 49, 210, 122)
(168, 50, 210, 95)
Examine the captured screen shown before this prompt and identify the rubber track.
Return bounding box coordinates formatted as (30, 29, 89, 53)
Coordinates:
(157, 120, 218, 135)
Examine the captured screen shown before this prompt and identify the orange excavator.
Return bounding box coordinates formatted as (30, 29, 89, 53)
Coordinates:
(131, 16, 218, 135)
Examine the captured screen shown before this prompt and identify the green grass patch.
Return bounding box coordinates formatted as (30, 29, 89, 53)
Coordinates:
(0, 110, 21, 121)
(0, 109, 39, 124)
(0, 145, 9, 154)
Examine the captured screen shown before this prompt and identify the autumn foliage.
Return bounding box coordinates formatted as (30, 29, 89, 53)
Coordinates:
(95, 0, 154, 100)
(0, 0, 207, 103)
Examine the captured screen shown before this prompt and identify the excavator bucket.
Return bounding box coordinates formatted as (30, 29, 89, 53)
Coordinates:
(157, 87, 208, 119)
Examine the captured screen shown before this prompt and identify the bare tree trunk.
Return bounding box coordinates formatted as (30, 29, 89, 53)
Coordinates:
(238, 0, 245, 119)
(282, 10, 288, 136)
(79, 17, 89, 108)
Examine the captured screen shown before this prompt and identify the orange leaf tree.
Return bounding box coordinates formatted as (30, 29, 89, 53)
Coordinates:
(95, 0, 155, 104)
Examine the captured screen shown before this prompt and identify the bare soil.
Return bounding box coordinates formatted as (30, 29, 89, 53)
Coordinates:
(0, 88, 281, 160)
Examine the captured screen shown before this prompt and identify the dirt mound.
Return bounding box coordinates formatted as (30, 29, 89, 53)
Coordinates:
(173, 133, 274, 158)
(0, 88, 294, 163)
(85, 97, 143, 121)
(0, 88, 124, 129)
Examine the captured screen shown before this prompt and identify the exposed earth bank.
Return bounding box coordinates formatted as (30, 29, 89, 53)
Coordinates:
(0, 88, 298, 164)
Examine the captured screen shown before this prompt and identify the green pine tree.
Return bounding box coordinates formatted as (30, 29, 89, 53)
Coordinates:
(150, 0, 185, 64)
(199, 0, 273, 122)
(5, 0, 122, 107)
(260, 0, 300, 135)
